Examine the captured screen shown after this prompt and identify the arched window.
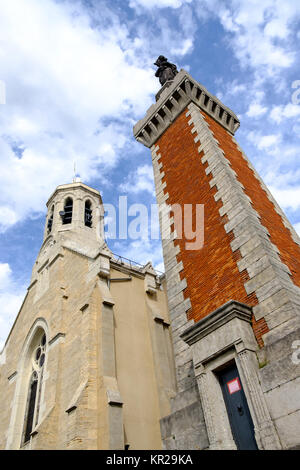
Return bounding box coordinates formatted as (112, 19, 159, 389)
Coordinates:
(84, 200, 92, 227)
(47, 206, 54, 234)
(23, 332, 47, 445)
(62, 197, 73, 225)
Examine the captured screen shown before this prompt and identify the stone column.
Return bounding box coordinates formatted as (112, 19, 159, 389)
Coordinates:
(194, 364, 236, 450)
(236, 348, 281, 449)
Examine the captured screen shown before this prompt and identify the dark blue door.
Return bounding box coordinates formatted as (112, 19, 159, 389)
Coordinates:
(218, 363, 258, 450)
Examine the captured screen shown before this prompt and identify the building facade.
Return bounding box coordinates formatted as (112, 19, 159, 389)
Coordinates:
(0, 68, 300, 451)
(134, 69, 300, 450)
(0, 182, 175, 450)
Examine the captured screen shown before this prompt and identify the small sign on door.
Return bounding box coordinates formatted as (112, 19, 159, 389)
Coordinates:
(227, 377, 242, 395)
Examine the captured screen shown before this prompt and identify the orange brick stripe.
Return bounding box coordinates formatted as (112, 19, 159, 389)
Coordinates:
(202, 111, 300, 289)
(156, 108, 265, 344)
(252, 316, 269, 348)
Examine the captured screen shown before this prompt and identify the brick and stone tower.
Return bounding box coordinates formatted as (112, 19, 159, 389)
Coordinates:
(134, 69, 300, 450)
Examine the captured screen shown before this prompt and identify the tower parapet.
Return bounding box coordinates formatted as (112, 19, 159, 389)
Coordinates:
(134, 69, 240, 148)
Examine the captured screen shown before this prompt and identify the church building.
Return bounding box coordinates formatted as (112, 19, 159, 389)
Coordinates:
(0, 64, 300, 450)
(0, 182, 175, 450)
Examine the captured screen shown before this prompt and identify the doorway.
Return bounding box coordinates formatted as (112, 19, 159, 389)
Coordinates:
(218, 362, 258, 450)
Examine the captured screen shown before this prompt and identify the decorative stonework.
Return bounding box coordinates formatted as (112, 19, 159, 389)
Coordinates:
(150, 144, 209, 450)
(48, 333, 65, 349)
(150, 144, 193, 382)
(7, 371, 17, 383)
(134, 70, 240, 148)
(181, 300, 253, 345)
(143, 267, 157, 295)
(134, 69, 300, 450)
(5, 318, 50, 449)
(229, 134, 300, 248)
(182, 300, 281, 450)
(236, 349, 281, 449)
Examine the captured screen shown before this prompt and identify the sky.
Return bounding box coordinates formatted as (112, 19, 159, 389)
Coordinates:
(0, 0, 300, 348)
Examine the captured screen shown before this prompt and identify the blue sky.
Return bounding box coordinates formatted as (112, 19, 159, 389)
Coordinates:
(0, 0, 300, 347)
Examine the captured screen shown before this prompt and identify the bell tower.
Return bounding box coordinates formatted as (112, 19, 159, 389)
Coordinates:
(32, 181, 106, 286)
(134, 65, 300, 450)
(43, 181, 104, 245)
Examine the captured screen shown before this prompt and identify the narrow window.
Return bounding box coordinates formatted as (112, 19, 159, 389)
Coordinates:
(23, 333, 47, 445)
(84, 200, 92, 227)
(24, 373, 38, 443)
(47, 206, 54, 234)
(62, 197, 73, 225)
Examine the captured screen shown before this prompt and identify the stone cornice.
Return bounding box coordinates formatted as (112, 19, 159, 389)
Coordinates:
(46, 182, 102, 208)
(110, 259, 153, 280)
(133, 69, 240, 148)
(181, 300, 253, 346)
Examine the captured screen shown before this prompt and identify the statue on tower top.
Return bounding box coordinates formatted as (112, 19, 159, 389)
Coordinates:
(154, 55, 178, 86)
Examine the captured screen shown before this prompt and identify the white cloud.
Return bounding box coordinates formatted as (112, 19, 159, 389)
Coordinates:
(0, 0, 204, 233)
(113, 238, 164, 273)
(248, 132, 281, 150)
(246, 103, 268, 118)
(119, 165, 155, 195)
(171, 38, 193, 56)
(0, 0, 299, 280)
(0, 263, 26, 350)
(292, 123, 300, 135)
(0, 207, 19, 233)
(200, 0, 300, 80)
(264, 167, 300, 188)
(215, 79, 248, 110)
(129, 0, 191, 9)
(264, 19, 289, 39)
(0, 0, 159, 231)
(258, 135, 281, 149)
(268, 185, 300, 211)
(0, 263, 12, 290)
(230, 83, 247, 95)
(270, 103, 300, 123)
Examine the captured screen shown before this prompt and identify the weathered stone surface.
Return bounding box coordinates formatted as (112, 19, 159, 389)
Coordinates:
(160, 401, 209, 450)
(0, 182, 174, 450)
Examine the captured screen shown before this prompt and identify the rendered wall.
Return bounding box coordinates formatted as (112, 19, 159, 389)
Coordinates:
(0, 184, 174, 450)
